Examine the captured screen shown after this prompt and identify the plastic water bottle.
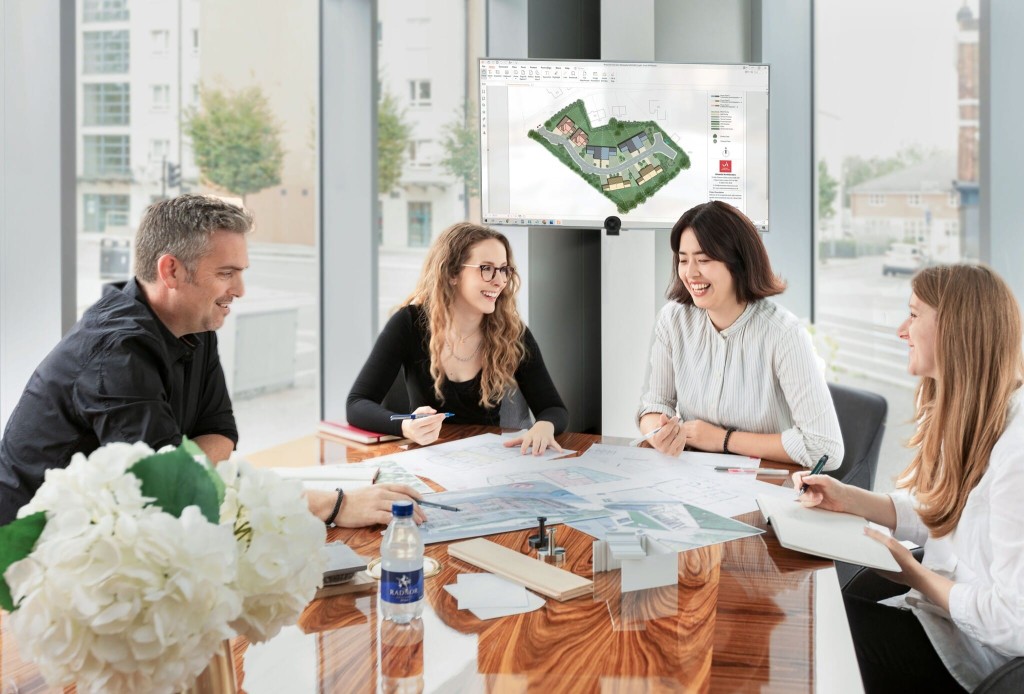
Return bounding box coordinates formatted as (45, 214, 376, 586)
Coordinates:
(380, 500, 424, 623)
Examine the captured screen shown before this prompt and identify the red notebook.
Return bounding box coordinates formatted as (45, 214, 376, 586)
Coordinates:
(317, 420, 400, 445)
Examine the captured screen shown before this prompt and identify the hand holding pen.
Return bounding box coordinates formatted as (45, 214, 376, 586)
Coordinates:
(392, 407, 452, 446)
(637, 413, 684, 455)
(793, 455, 854, 511)
(798, 454, 830, 494)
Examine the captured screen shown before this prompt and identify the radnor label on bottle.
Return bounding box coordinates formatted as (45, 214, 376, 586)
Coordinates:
(381, 569, 424, 604)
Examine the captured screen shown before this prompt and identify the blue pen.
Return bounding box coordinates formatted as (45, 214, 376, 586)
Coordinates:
(390, 412, 455, 421)
(798, 454, 829, 494)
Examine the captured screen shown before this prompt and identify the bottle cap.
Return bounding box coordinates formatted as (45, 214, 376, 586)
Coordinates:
(392, 500, 414, 517)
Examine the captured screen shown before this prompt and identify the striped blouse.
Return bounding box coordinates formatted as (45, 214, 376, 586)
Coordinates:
(637, 299, 844, 469)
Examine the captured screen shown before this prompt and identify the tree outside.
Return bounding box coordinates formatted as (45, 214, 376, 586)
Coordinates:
(378, 90, 411, 196)
(839, 145, 936, 207)
(818, 159, 838, 222)
(439, 106, 480, 218)
(185, 85, 284, 204)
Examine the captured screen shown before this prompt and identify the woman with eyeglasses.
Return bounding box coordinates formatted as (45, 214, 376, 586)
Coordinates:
(638, 201, 844, 468)
(347, 222, 568, 453)
(797, 264, 1024, 692)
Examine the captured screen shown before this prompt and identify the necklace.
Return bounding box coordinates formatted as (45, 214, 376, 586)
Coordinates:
(453, 326, 480, 344)
(447, 337, 481, 362)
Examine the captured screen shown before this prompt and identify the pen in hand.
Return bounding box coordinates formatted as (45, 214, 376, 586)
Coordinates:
(798, 454, 830, 495)
(390, 412, 455, 421)
(629, 416, 679, 447)
(416, 498, 461, 512)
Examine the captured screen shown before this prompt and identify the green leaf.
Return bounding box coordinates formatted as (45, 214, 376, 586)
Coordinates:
(129, 445, 220, 523)
(181, 436, 226, 508)
(0, 512, 47, 612)
(180, 436, 205, 461)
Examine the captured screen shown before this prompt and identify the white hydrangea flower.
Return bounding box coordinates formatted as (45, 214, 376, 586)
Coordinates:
(217, 459, 327, 643)
(6, 504, 241, 694)
(18, 441, 157, 521)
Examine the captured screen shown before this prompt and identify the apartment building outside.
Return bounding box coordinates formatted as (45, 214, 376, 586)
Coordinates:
(77, 0, 200, 239)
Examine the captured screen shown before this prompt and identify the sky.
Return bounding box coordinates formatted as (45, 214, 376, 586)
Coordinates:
(815, 0, 980, 175)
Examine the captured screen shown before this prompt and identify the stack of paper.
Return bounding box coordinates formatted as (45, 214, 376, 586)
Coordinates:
(605, 530, 646, 558)
(443, 573, 545, 620)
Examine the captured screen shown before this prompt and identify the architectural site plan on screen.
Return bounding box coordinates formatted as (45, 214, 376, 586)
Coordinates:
(480, 60, 769, 230)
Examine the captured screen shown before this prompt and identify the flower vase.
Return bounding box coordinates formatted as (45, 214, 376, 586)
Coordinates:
(183, 639, 238, 694)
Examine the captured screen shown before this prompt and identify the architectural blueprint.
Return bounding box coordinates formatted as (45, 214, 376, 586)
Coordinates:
(416, 482, 606, 544)
(368, 433, 575, 490)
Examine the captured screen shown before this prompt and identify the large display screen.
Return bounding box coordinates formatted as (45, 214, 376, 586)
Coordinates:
(480, 59, 769, 231)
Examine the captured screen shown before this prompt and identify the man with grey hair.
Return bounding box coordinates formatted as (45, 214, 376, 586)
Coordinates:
(0, 195, 423, 527)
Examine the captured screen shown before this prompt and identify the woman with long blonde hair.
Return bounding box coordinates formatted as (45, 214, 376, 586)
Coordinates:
(797, 264, 1024, 692)
(347, 222, 567, 453)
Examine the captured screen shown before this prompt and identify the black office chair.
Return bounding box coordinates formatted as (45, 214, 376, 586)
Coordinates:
(827, 382, 887, 491)
(843, 558, 1024, 694)
(827, 382, 888, 589)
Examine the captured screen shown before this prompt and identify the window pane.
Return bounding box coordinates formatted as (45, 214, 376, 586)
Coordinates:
(76, 0, 321, 453)
(83, 0, 129, 23)
(814, 0, 981, 491)
(83, 30, 129, 73)
(83, 83, 130, 125)
(83, 135, 130, 177)
(407, 202, 432, 247)
(82, 194, 129, 232)
(377, 0, 485, 326)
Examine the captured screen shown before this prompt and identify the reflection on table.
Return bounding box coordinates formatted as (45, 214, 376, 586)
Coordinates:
(1, 426, 842, 693)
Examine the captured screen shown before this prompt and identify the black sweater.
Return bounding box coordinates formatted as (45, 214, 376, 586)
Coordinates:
(346, 305, 568, 436)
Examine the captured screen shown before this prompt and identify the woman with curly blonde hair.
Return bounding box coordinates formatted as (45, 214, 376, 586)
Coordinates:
(797, 264, 1024, 692)
(347, 222, 568, 453)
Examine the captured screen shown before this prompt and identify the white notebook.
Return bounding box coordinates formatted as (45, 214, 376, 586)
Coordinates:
(270, 465, 379, 491)
(757, 495, 901, 572)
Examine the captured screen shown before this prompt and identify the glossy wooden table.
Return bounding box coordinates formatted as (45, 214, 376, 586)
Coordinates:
(1, 426, 858, 693)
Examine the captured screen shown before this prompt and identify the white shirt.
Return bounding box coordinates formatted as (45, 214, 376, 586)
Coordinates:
(886, 392, 1024, 690)
(638, 299, 844, 469)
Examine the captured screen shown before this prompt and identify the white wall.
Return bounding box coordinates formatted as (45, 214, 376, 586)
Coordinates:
(0, 0, 75, 431)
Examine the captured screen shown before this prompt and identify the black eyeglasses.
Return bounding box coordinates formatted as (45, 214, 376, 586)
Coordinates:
(462, 264, 516, 282)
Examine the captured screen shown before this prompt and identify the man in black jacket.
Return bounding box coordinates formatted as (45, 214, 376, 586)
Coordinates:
(0, 195, 422, 526)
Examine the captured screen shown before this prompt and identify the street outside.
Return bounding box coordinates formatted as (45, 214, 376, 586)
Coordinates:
(76, 237, 918, 489)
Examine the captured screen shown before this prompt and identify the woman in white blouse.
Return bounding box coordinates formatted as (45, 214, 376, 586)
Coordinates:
(799, 264, 1024, 692)
(637, 200, 843, 468)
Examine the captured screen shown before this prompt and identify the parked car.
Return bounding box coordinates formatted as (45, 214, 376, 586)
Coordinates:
(882, 243, 927, 276)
